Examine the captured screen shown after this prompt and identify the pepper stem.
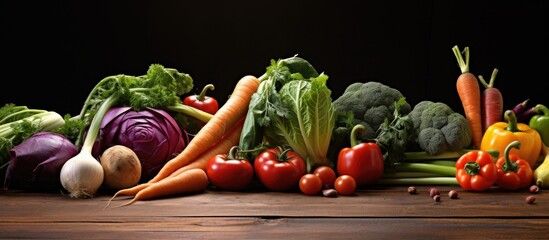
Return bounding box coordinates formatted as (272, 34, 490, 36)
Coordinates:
(464, 162, 481, 175)
(502, 141, 520, 172)
(350, 124, 366, 147)
(197, 84, 215, 101)
(534, 104, 549, 116)
(504, 110, 521, 132)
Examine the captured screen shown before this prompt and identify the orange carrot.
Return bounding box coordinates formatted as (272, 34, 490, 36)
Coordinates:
(453, 45, 482, 149)
(115, 168, 209, 207)
(161, 117, 245, 178)
(104, 183, 152, 209)
(105, 116, 245, 209)
(149, 75, 260, 183)
(478, 68, 504, 133)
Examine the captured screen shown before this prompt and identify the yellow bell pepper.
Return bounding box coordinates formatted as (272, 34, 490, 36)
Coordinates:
(481, 110, 542, 167)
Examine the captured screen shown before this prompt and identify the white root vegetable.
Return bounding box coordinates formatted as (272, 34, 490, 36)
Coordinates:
(100, 145, 141, 189)
(60, 151, 104, 198)
(60, 96, 116, 198)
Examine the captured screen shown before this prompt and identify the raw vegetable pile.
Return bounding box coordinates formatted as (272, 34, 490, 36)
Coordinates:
(1, 48, 549, 206)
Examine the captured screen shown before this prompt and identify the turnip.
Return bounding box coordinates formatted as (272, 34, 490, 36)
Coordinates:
(100, 145, 141, 190)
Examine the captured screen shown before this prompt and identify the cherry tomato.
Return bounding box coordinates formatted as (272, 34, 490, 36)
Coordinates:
(206, 147, 253, 191)
(254, 147, 307, 192)
(334, 175, 356, 196)
(313, 166, 337, 188)
(299, 174, 323, 195)
(183, 84, 219, 115)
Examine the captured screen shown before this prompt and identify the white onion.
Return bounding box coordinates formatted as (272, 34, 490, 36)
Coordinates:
(60, 152, 104, 198)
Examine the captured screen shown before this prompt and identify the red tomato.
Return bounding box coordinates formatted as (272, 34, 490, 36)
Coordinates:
(206, 147, 253, 191)
(334, 175, 356, 196)
(299, 174, 323, 195)
(254, 148, 307, 192)
(313, 166, 337, 188)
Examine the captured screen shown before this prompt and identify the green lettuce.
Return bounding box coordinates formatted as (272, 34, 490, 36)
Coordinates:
(264, 74, 336, 172)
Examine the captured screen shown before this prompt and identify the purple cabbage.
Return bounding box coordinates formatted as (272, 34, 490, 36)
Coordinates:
(92, 107, 189, 182)
(4, 132, 78, 192)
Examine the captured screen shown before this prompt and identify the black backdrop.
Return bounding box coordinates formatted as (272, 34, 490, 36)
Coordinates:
(1, 1, 547, 117)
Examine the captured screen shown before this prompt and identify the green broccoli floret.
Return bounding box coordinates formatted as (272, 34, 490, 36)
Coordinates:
(408, 101, 472, 155)
(333, 82, 411, 140)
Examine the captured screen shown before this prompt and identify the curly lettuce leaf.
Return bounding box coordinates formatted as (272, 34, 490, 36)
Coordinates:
(265, 74, 335, 172)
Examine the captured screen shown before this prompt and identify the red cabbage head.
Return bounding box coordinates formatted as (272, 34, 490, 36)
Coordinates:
(4, 132, 78, 192)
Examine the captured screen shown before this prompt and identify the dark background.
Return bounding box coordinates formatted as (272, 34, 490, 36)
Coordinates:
(1, 0, 547, 117)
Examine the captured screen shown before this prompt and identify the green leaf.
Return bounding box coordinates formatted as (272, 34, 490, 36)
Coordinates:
(266, 74, 336, 172)
(279, 55, 319, 79)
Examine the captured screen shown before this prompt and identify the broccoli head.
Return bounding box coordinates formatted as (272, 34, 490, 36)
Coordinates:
(408, 101, 472, 155)
(333, 82, 411, 140)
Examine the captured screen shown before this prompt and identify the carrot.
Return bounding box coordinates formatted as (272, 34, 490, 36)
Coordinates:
(104, 183, 152, 209)
(115, 168, 209, 208)
(105, 116, 246, 209)
(149, 75, 260, 183)
(453, 45, 483, 149)
(478, 68, 504, 133)
(161, 117, 245, 178)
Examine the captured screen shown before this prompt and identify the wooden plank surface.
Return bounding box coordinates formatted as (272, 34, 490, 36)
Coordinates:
(1, 185, 549, 239)
(2, 218, 549, 239)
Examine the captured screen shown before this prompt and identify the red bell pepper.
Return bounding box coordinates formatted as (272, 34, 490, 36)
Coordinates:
(337, 124, 384, 186)
(183, 84, 219, 115)
(495, 141, 534, 190)
(455, 150, 498, 191)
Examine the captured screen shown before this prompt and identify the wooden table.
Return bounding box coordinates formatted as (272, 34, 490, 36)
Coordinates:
(1, 185, 548, 239)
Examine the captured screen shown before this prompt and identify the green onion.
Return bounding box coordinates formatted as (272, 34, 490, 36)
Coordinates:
(393, 162, 456, 176)
(377, 177, 458, 185)
(403, 150, 472, 160)
(381, 171, 448, 179)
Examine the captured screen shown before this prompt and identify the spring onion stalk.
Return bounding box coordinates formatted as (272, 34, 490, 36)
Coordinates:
(393, 162, 456, 176)
(377, 177, 458, 185)
(380, 151, 463, 186)
(1, 109, 65, 166)
(0, 111, 65, 136)
(403, 150, 470, 160)
(381, 171, 448, 179)
(427, 160, 458, 167)
(0, 108, 47, 125)
(399, 157, 459, 164)
(166, 104, 213, 123)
